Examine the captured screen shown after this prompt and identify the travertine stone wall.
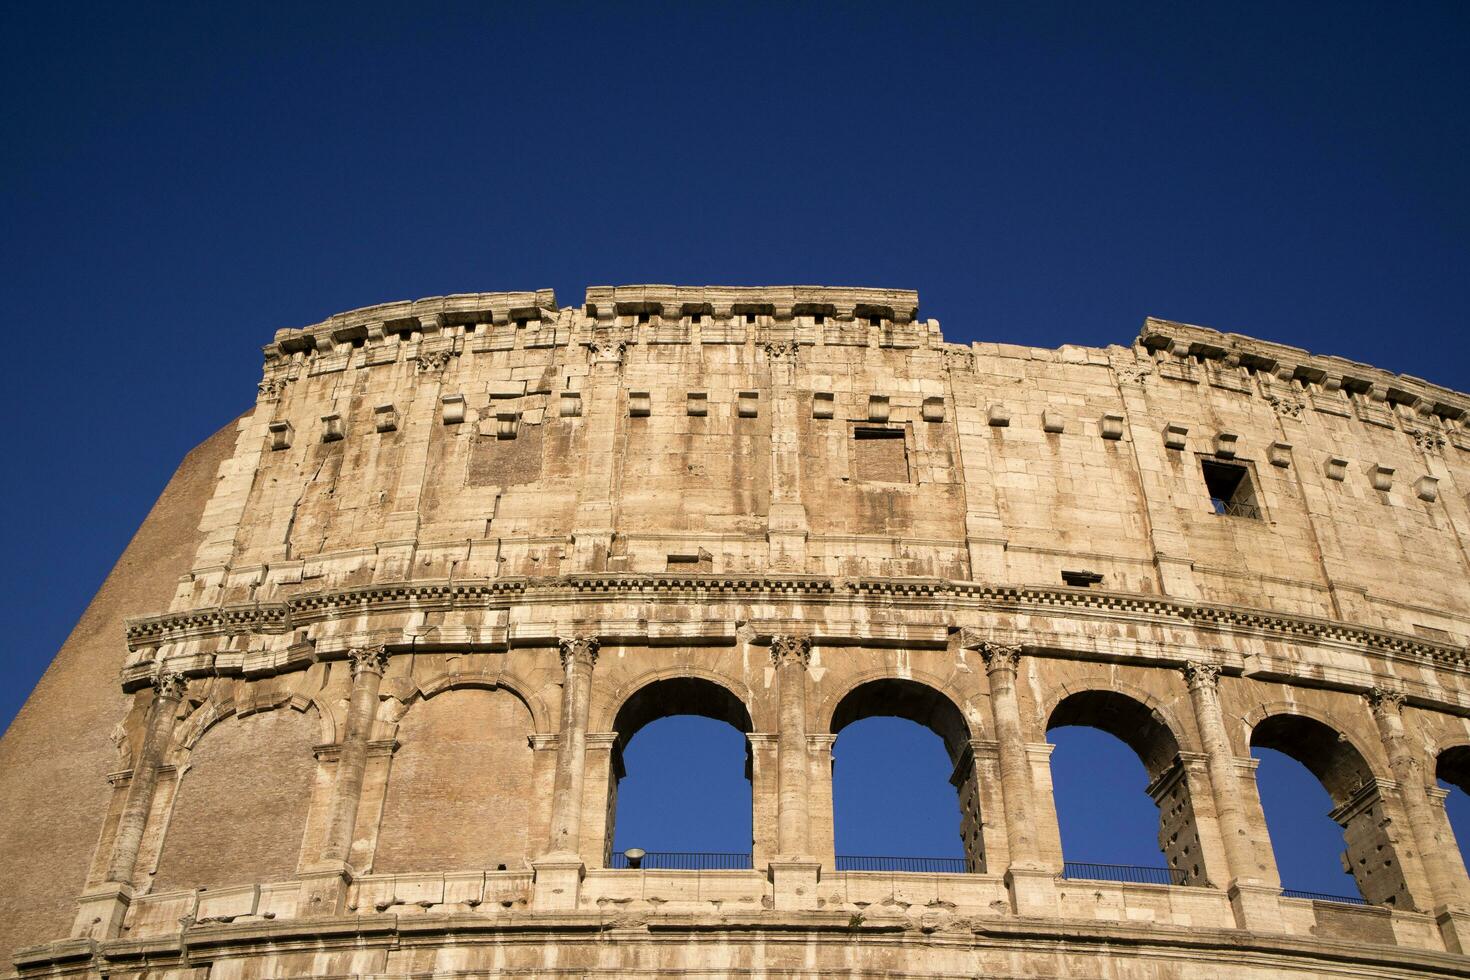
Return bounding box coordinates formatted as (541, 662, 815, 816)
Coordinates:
(3, 285, 1470, 979)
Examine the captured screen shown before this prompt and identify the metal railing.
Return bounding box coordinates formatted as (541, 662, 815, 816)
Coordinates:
(1060, 862, 1188, 887)
(1281, 887, 1368, 906)
(835, 855, 969, 873)
(1210, 497, 1262, 519)
(608, 851, 752, 870)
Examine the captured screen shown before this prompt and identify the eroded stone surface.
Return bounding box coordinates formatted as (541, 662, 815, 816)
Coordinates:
(4, 285, 1470, 978)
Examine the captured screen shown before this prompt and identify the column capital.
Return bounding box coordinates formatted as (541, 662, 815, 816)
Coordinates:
(558, 635, 600, 669)
(155, 670, 188, 702)
(1367, 686, 1407, 716)
(348, 644, 389, 679)
(978, 641, 1022, 674)
(1181, 660, 1222, 691)
(770, 634, 812, 669)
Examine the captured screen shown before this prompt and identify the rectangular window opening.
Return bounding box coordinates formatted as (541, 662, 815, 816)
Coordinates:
(1202, 459, 1261, 519)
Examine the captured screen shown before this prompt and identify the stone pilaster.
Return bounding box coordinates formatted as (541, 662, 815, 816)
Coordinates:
(765, 346, 808, 570)
(807, 733, 838, 871)
(979, 642, 1055, 915)
(1366, 687, 1470, 950)
(533, 635, 599, 909)
(769, 634, 819, 909)
(1181, 661, 1281, 930)
(300, 646, 388, 915)
(72, 672, 185, 939)
(106, 672, 185, 887)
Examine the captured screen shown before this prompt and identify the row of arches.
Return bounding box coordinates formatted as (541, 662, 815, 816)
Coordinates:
(140, 671, 1470, 912)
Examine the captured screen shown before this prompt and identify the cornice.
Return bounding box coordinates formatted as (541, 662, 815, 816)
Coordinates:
(1138, 317, 1469, 418)
(124, 574, 1468, 669)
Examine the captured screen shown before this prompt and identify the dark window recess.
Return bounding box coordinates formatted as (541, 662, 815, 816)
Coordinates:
(852, 428, 909, 483)
(666, 549, 714, 573)
(745, 313, 757, 324)
(637, 312, 650, 324)
(1061, 570, 1103, 587)
(1202, 460, 1261, 519)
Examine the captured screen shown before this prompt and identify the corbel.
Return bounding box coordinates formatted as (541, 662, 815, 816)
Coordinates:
(268, 420, 294, 451)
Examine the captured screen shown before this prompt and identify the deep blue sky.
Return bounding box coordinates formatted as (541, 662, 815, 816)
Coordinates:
(2, 3, 1466, 896)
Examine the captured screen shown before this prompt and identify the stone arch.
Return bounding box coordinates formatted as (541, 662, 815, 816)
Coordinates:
(1248, 708, 1408, 907)
(597, 673, 757, 866)
(1435, 738, 1470, 794)
(374, 685, 537, 874)
(593, 664, 758, 735)
(818, 666, 983, 747)
(1044, 686, 1210, 885)
(171, 690, 326, 761)
(1040, 678, 1196, 767)
(152, 699, 319, 893)
(408, 668, 552, 734)
(827, 677, 982, 871)
(1046, 686, 1185, 780)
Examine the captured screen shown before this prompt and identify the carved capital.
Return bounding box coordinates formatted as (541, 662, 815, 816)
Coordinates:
(978, 642, 1022, 674)
(770, 634, 812, 669)
(1366, 686, 1407, 715)
(348, 644, 389, 679)
(558, 635, 600, 670)
(586, 340, 626, 366)
(1181, 661, 1222, 691)
(155, 670, 188, 702)
(256, 377, 290, 402)
(415, 350, 452, 373)
(762, 340, 798, 362)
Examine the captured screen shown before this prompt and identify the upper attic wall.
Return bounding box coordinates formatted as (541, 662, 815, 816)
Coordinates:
(172, 286, 1470, 645)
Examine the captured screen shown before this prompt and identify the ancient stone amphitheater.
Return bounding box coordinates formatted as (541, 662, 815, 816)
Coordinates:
(3, 285, 1470, 979)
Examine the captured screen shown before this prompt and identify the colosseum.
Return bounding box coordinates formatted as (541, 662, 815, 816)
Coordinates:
(2, 285, 1469, 978)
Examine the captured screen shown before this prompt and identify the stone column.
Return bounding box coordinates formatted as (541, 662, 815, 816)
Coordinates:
(979, 642, 1055, 915)
(319, 645, 388, 867)
(1182, 661, 1281, 930)
(769, 634, 820, 909)
(73, 672, 186, 939)
(533, 635, 599, 910)
(106, 671, 185, 886)
(1367, 688, 1470, 951)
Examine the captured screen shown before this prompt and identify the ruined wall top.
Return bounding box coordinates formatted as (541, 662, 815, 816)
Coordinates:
(1140, 316, 1468, 422)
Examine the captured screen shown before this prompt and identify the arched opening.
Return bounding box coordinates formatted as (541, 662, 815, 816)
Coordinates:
(154, 707, 316, 891)
(1251, 713, 1405, 906)
(1435, 746, 1470, 877)
(607, 677, 753, 868)
(375, 687, 535, 873)
(830, 679, 977, 872)
(1047, 690, 1202, 886)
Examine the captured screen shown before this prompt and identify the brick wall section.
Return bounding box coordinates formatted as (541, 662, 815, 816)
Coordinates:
(152, 707, 317, 892)
(0, 418, 242, 972)
(372, 688, 536, 873)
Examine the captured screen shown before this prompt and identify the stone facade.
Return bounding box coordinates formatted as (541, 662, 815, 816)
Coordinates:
(3, 284, 1470, 978)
